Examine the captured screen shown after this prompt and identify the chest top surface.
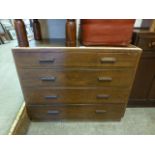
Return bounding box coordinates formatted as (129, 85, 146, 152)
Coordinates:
(12, 39, 142, 55)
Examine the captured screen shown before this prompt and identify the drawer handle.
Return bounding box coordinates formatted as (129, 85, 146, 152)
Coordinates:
(39, 59, 55, 63)
(100, 57, 116, 63)
(40, 77, 56, 81)
(95, 110, 106, 114)
(98, 77, 112, 82)
(45, 95, 59, 99)
(47, 110, 60, 115)
(148, 42, 155, 48)
(96, 94, 110, 99)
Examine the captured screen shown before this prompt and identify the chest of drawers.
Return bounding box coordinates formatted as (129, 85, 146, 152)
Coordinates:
(12, 40, 142, 121)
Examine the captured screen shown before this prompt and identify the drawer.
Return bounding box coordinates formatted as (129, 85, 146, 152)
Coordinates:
(24, 87, 129, 104)
(13, 48, 139, 68)
(26, 104, 124, 121)
(137, 36, 155, 50)
(20, 68, 134, 88)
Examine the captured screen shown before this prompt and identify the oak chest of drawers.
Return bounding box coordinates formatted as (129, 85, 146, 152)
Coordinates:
(12, 40, 142, 121)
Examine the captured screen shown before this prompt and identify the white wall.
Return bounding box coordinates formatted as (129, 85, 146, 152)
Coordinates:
(134, 19, 143, 27)
(39, 19, 66, 39)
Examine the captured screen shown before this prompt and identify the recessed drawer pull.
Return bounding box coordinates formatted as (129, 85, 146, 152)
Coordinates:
(95, 110, 106, 114)
(100, 57, 116, 63)
(39, 59, 55, 63)
(98, 77, 112, 82)
(148, 42, 155, 48)
(40, 77, 56, 81)
(45, 95, 59, 99)
(47, 110, 60, 115)
(96, 94, 110, 99)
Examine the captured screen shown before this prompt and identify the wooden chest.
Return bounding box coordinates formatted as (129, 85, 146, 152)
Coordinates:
(12, 40, 142, 121)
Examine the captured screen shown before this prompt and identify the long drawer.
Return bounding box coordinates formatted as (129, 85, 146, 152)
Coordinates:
(19, 68, 134, 87)
(13, 49, 139, 68)
(24, 87, 129, 104)
(26, 104, 125, 121)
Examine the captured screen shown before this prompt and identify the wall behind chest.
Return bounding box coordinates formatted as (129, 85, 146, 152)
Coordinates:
(39, 19, 66, 39)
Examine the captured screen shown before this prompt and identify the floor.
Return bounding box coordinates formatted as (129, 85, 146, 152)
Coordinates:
(0, 41, 24, 134)
(27, 107, 155, 135)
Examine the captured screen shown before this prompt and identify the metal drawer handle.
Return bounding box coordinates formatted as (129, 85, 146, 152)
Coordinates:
(47, 110, 60, 115)
(40, 77, 56, 81)
(95, 110, 106, 114)
(98, 77, 112, 82)
(45, 95, 59, 99)
(96, 94, 110, 99)
(148, 42, 155, 48)
(100, 57, 116, 63)
(39, 58, 55, 63)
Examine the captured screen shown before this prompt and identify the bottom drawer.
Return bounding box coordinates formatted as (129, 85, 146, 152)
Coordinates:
(27, 104, 125, 121)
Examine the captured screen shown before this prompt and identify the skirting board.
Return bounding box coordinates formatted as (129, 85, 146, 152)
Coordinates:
(8, 102, 30, 135)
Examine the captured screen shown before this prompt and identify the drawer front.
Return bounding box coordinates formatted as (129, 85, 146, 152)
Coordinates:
(13, 50, 138, 68)
(137, 36, 155, 50)
(24, 88, 129, 104)
(20, 68, 134, 87)
(26, 104, 124, 121)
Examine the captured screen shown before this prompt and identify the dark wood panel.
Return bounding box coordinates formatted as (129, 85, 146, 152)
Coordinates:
(129, 30, 155, 107)
(24, 87, 129, 104)
(135, 31, 155, 50)
(130, 53, 155, 100)
(128, 100, 155, 107)
(13, 48, 140, 68)
(149, 78, 155, 100)
(137, 37, 155, 51)
(26, 104, 124, 121)
(19, 68, 134, 88)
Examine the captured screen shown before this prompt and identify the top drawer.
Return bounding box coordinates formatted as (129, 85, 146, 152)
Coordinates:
(13, 48, 140, 68)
